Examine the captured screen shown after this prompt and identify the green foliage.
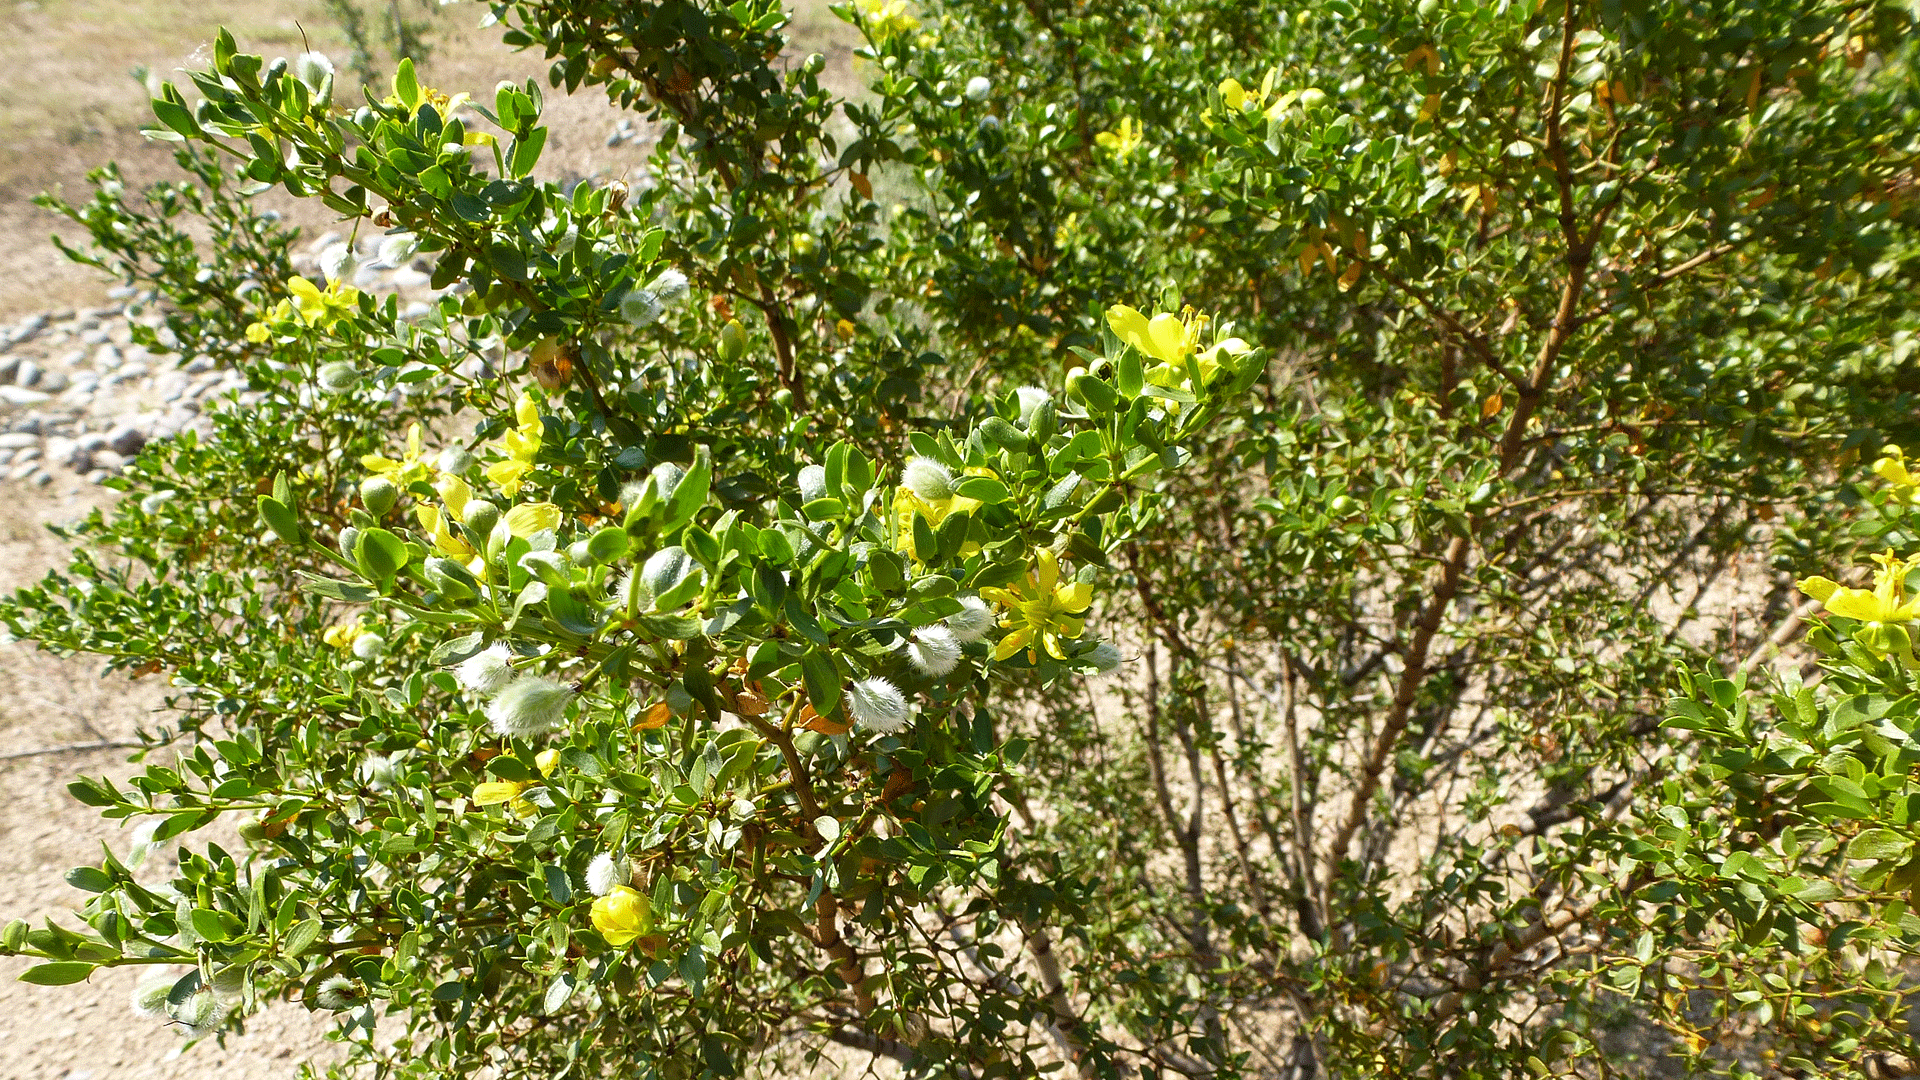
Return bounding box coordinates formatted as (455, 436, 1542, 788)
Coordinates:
(9, 0, 1920, 1076)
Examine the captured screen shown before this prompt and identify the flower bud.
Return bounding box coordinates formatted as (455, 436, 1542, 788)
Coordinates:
(486, 676, 575, 738)
(1298, 87, 1327, 108)
(1086, 640, 1124, 674)
(351, 632, 387, 660)
(1, 918, 26, 952)
(338, 525, 360, 555)
(640, 546, 696, 607)
(293, 52, 334, 94)
(590, 884, 652, 945)
(316, 361, 359, 393)
(902, 456, 955, 502)
(360, 476, 398, 517)
(965, 75, 992, 101)
(718, 318, 747, 363)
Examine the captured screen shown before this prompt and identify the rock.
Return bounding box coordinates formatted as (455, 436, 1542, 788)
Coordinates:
(392, 267, 433, 289)
(37, 369, 68, 393)
(92, 449, 124, 472)
(80, 328, 110, 346)
(76, 433, 107, 453)
(0, 355, 17, 383)
(108, 425, 146, 457)
(11, 313, 46, 343)
(15, 361, 40, 388)
(94, 344, 121, 367)
(69, 373, 99, 394)
(31, 469, 51, 487)
(107, 285, 136, 301)
(10, 416, 42, 434)
(403, 300, 433, 321)
(85, 468, 110, 485)
(0, 387, 50, 407)
(0, 433, 34, 449)
(185, 356, 214, 374)
(45, 436, 80, 469)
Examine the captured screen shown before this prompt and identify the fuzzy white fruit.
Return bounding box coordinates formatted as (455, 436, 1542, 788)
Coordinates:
(905, 626, 962, 677)
(848, 677, 911, 734)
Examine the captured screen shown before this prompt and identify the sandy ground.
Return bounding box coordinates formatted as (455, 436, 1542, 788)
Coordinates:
(0, 484, 342, 1078)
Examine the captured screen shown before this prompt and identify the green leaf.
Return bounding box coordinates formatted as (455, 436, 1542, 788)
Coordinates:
(190, 908, 229, 943)
(17, 962, 94, 986)
(799, 650, 841, 718)
(296, 572, 379, 603)
(283, 917, 322, 958)
(63, 866, 112, 893)
(509, 127, 549, 178)
(954, 476, 1011, 504)
(257, 495, 301, 543)
(149, 96, 198, 139)
(356, 528, 409, 583)
(394, 57, 421, 110)
(1847, 828, 1911, 862)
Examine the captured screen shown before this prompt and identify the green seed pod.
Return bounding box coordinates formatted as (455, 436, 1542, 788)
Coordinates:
(360, 476, 399, 517)
(568, 540, 595, 567)
(462, 499, 501, 539)
(1, 918, 27, 952)
(587, 526, 630, 564)
(718, 319, 747, 364)
(338, 525, 360, 556)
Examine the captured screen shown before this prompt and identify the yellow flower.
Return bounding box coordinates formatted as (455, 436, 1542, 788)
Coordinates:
(286, 275, 359, 328)
(1874, 445, 1920, 505)
(504, 502, 563, 538)
(1104, 304, 1249, 405)
(591, 885, 652, 946)
(535, 748, 560, 776)
(1094, 116, 1144, 160)
(1800, 551, 1920, 623)
(485, 392, 543, 496)
(980, 549, 1094, 661)
(891, 467, 994, 560)
(322, 622, 364, 650)
(362, 423, 432, 488)
(854, 0, 919, 39)
(1218, 70, 1278, 115)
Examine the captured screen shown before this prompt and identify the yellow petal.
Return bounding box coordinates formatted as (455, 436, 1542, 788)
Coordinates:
(486, 459, 533, 497)
(1875, 456, 1918, 487)
(536, 748, 559, 776)
(437, 474, 472, 519)
(978, 587, 1021, 608)
(1220, 77, 1247, 111)
(1146, 313, 1187, 365)
(1796, 576, 1840, 603)
(473, 781, 527, 806)
(505, 502, 563, 537)
(361, 454, 400, 475)
(1825, 587, 1894, 623)
(287, 276, 322, 302)
(992, 629, 1033, 661)
(1033, 548, 1060, 593)
(1056, 581, 1093, 614)
(405, 424, 422, 459)
(1106, 304, 1153, 355)
(515, 391, 539, 429)
(415, 504, 442, 534)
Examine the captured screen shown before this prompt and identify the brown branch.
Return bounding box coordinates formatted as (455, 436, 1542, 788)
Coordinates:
(813, 893, 876, 1013)
(1, 740, 142, 762)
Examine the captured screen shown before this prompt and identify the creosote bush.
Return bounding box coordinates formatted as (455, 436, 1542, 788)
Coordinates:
(6, 0, 1920, 1077)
